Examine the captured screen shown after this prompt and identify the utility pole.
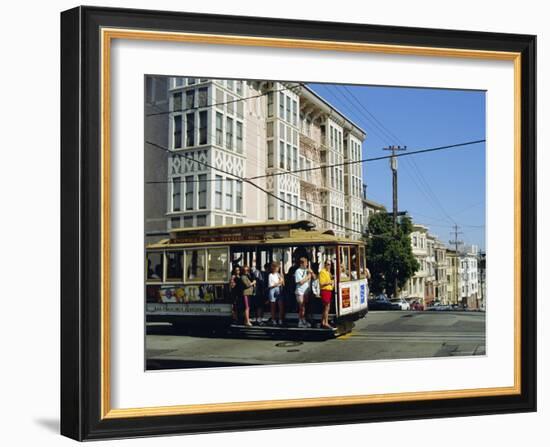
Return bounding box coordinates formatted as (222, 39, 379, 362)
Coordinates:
(449, 224, 463, 305)
(383, 145, 407, 297)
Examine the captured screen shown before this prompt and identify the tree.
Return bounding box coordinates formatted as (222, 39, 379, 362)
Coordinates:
(364, 213, 419, 297)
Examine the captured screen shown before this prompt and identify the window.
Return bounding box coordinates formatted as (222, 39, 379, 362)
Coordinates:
(146, 252, 164, 281)
(277, 122, 284, 141)
(173, 116, 182, 149)
(305, 159, 312, 181)
(267, 92, 274, 117)
(173, 92, 182, 111)
(215, 88, 223, 107)
(226, 117, 233, 150)
(267, 121, 274, 138)
(166, 251, 183, 281)
(170, 217, 180, 229)
(172, 177, 181, 211)
(279, 141, 285, 169)
(225, 179, 233, 211)
(198, 87, 208, 107)
(292, 146, 298, 171)
(236, 101, 243, 118)
(185, 113, 195, 146)
(286, 96, 291, 122)
(226, 79, 234, 91)
(183, 215, 193, 227)
(196, 215, 207, 227)
(198, 174, 207, 209)
(267, 140, 274, 168)
(185, 176, 194, 210)
(279, 92, 285, 118)
(199, 111, 208, 145)
(207, 248, 229, 281)
(184, 249, 206, 282)
(235, 180, 243, 213)
(236, 81, 243, 96)
(215, 175, 223, 209)
(146, 77, 154, 103)
(339, 246, 350, 281)
(279, 194, 285, 220)
(216, 112, 223, 145)
(226, 94, 234, 115)
(350, 245, 359, 280)
(267, 196, 275, 219)
(236, 122, 243, 153)
(185, 90, 195, 109)
(359, 246, 366, 279)
(292, 99, 297, 126)
(286, 193, 292, 220)
(188, 78, 196, 85)
(286, 144, 291, 171)
(173, 77, 185, 88)
(215, 215, 223, 225)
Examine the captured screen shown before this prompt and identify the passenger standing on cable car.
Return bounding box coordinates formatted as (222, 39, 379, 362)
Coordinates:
(239, 266, 255, 327)
(267, 262, 285, 326)
(251, 265, 265, 325)
(295, 257, 312, 328)
(319, 260, 335, 329)
(229, 265, 241, 323)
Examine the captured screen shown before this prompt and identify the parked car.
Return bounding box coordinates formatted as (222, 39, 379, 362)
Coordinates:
(410, 300, 424, 311)
(390, 297, 410, 311)
(427, 302, 452, 311)
(368, 294, 398, 310)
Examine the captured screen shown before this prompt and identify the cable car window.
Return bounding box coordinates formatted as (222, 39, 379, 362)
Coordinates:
(350, 245, 359, 280)
(166, 251, 183, 281)
(359, 245, 366, 279)
(146, 252, 164, 281)
(339, 246, 350, 281)
(184, 249, 206, 282)
(207, 248, 229, 282)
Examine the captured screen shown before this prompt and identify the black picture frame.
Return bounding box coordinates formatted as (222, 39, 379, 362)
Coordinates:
(61, 5, 536, 441)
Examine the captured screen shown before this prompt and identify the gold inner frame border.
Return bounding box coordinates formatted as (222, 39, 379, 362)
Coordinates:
(99, 27, 522, 419)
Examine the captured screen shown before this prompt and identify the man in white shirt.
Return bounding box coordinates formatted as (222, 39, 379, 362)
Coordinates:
(294, 257, 312, 328)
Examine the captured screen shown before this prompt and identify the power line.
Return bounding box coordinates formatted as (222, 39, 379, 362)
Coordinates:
(246, 139, 485, 181)
(146, 82, 304, 117)
(145, 139, 485, 185)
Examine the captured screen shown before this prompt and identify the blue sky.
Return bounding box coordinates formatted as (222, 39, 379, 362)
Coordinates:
(309, 83, 486, 251)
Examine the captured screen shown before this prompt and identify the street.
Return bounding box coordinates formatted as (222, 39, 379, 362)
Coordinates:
(146, 310, 486, 370)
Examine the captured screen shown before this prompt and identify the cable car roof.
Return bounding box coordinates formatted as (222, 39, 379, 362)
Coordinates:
(146, 220, 363, 249)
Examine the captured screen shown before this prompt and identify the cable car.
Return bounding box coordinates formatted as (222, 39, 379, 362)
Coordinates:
(145, 220, 369, 335)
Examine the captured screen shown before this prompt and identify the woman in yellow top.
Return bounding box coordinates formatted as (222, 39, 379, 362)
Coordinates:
(319, 260, 334, 329)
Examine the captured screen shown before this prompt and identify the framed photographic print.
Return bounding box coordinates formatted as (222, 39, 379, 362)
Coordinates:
(60, 6, 536, 441)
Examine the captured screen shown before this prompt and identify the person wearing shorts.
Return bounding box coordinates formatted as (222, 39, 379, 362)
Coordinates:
(238, 266, 255, 326)
(267, 262, 284, 326)
(319, 260, 334, 329)
(294, 257, 312, 328)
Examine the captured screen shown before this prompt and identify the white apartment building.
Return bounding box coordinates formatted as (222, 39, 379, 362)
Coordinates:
(460, 245, 480, 308)
(402, 224, 429, 302)
(425, 233, 436, 305)
(434, 239, 448, 303)
(148, 77, 366, 239)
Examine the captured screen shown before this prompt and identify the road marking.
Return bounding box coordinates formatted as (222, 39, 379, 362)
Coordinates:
(338, 332, 354, 340)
